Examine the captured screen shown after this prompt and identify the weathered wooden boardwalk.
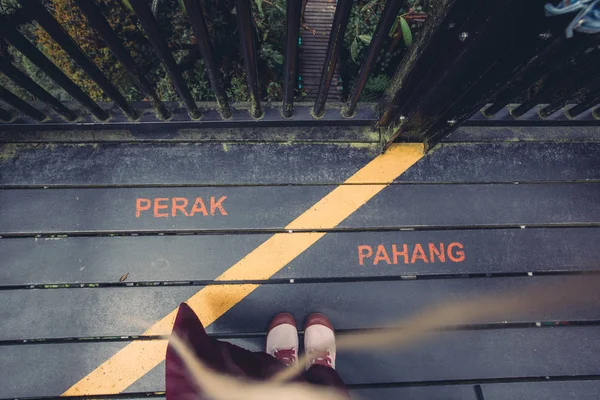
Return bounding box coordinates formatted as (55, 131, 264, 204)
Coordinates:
(1, 125, 600, 399)
(299, 0, 343, 101)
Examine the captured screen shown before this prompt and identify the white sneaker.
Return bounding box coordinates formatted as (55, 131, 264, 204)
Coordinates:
(304, 313, 336, 370)
(266, 312, 298, 366)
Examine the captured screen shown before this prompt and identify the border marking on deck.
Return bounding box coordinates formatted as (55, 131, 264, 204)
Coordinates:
(62, 143, 424, 396)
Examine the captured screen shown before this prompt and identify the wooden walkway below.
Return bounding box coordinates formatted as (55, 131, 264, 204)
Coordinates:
(299, 0, 343, 101)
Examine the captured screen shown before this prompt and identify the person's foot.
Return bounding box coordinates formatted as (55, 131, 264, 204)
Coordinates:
(266, 312, 298, 366)
(304, 313, 336, 370)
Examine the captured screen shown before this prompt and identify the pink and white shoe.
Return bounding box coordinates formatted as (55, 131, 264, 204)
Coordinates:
(304, 313, 336, 370)
(266, 312, 298, 366)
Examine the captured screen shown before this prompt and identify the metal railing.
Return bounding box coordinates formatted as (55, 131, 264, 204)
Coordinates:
(0, 0, 598, 149)
(377, 0, 600, 149)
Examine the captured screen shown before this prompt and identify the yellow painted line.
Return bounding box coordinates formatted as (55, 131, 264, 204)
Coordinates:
(62, 143, 424, 396)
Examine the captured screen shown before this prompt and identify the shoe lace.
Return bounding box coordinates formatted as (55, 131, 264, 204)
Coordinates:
(273, 348, 296, 365)
(309, 350, 332, 367)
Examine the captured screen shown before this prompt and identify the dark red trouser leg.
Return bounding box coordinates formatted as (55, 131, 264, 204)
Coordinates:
(166, 303, 285, 398)
(166, 303, 349, 398)
(304, 364, 350, 397)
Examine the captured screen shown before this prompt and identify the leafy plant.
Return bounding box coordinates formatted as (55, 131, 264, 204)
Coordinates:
(0, 0, 20, 15)
(389, 15, 413, 47)
(266, 81, 282, 101)
(362, 73, 390, 101)
(399, 16, 413, 46)
(341, 0, 426, 102)
(346, 1, 384, 64)
(226, 74, 248, 102)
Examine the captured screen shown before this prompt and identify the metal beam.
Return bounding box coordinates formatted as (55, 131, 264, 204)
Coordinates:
(484, 35, 598, 117)
(282, 0, 302, 118)
(377, 0, 584, 149)
(378, 0, 494, 131)
(511, 45, 600, 118)
(313, 0, 353, 117)
(235, 0, 263, 118)
(566, 85, 600, 118)
(419, 0, 559, 148)
(344, 0, 402, 117)
(0, 103, 378, 131)
(182, 0, 231, 118)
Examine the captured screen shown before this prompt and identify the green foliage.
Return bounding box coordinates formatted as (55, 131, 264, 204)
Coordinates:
(266, 81, 282, 101)
(0, 0, 20, 15)
(363, 73, 390, 100)
(120, 0, 132, 12)
(350, 38, 359, 63)
(227, 75, 248, 102)
(399, 16, 412, 47)
(342, 0, 426, 102)
(254, 0, 264, 17)
(5, 47, 73, 101)
(186, 59, 213, 101)
(259, 43, 284, 69)
(345, 0, 385, 64)
(358, 34, 372, 44)
(365, 74, 390, 91)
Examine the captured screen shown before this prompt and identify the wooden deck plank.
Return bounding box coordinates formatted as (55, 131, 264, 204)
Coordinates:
(0, 186, 331, 234)
(0, 341, 128, 398)
(339, 183, 600, 229)
(482, 381, 600, 399)
(0, 143, 380, 186)
(396, 142, 600, 183)
(2, 142, 599, 187)
(129, 365, 481, 400)
(1, 183, 599, 234)
(2, 228, 599, 285)
(350, 386, 479, 400)
(202, 276, 600, 335)
(3, 327, 600, 398)
(447, 126, 600, 142)
(336, 326, 600, 384)
(0, 234, 269, 285)
(122, 385, 485, 400)
(1, 276, 599, 340)
(0, 124, 378, 143)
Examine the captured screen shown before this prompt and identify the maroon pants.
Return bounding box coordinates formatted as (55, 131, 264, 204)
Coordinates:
(166, 303, 349, 399)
